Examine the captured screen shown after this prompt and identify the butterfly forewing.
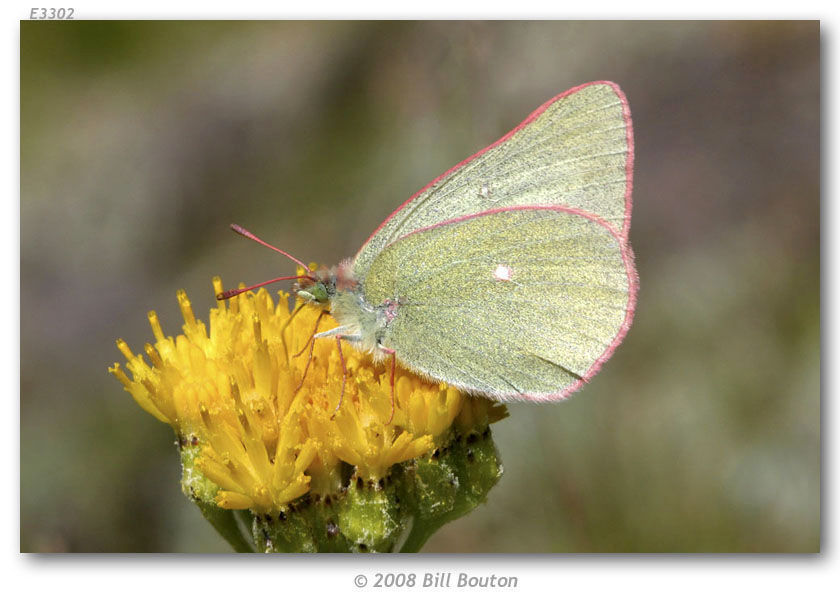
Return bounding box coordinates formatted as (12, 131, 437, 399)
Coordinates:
(362, 208, 636, 400)
(354, 82, 633, 282)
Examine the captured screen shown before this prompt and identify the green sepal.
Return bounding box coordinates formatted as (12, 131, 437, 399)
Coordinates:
(399, 426, 503, 552)
(251, 477, 404, 553)
(337, 477, 405, 552)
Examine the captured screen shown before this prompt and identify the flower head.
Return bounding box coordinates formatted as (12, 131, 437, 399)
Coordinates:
(110, 278, 505, 515)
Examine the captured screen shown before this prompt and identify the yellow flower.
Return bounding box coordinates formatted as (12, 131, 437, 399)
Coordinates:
(110, 277, 500, 514)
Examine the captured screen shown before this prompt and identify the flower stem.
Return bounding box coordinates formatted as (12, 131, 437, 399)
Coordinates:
(399, 518, 435, 553)
(197, 502, 255, 553)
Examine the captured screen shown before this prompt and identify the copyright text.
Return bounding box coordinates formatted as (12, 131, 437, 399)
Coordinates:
(354, 572, 518, 589)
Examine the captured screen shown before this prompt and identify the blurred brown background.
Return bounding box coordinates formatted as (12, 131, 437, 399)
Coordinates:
(20, 21, 819, 552)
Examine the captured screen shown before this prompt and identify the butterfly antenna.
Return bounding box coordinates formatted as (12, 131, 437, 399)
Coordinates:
(229, 224, 314, 275)
(216, 274, 313, 300)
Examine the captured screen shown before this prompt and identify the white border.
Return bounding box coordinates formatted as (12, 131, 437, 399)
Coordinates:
(7, 4, 832, 599)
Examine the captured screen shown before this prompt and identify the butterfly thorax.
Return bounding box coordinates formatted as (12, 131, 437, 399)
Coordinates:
(295, 260, 394, 360)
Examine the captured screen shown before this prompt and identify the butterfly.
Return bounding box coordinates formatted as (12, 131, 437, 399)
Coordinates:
(221, 81, 638, 416)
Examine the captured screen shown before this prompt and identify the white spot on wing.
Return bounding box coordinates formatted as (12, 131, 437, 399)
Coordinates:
(493, 264, 513, 282)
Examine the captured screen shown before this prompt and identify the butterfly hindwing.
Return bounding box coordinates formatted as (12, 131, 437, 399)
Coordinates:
(361, 207, 637, 401)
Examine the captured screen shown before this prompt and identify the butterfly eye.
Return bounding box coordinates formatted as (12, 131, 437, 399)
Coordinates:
(311, 282, 329, 303)
(297, 282, 329, 304)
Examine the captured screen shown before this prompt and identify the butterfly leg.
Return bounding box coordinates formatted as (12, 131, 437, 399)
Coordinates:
(331, 334, 348, 418)
(294, 310, 326, 358)
(379, 346, 397, 425)
(293, 311, 327, 396)
(329, 332, 366, 418)
(279, 303, 304, 363)
(314, 325, 353, 339)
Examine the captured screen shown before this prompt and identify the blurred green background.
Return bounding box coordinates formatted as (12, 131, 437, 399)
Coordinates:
(20, 21, 819, 552)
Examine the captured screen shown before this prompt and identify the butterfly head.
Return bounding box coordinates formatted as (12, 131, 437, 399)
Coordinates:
(294, 260, 358, 307)
(296, 278, 331, 305)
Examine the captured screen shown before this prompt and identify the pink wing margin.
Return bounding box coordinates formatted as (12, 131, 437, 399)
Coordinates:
(383, 204, 639, 403)
(355, 80, 635, 261)
(519, 207, 638, 403)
